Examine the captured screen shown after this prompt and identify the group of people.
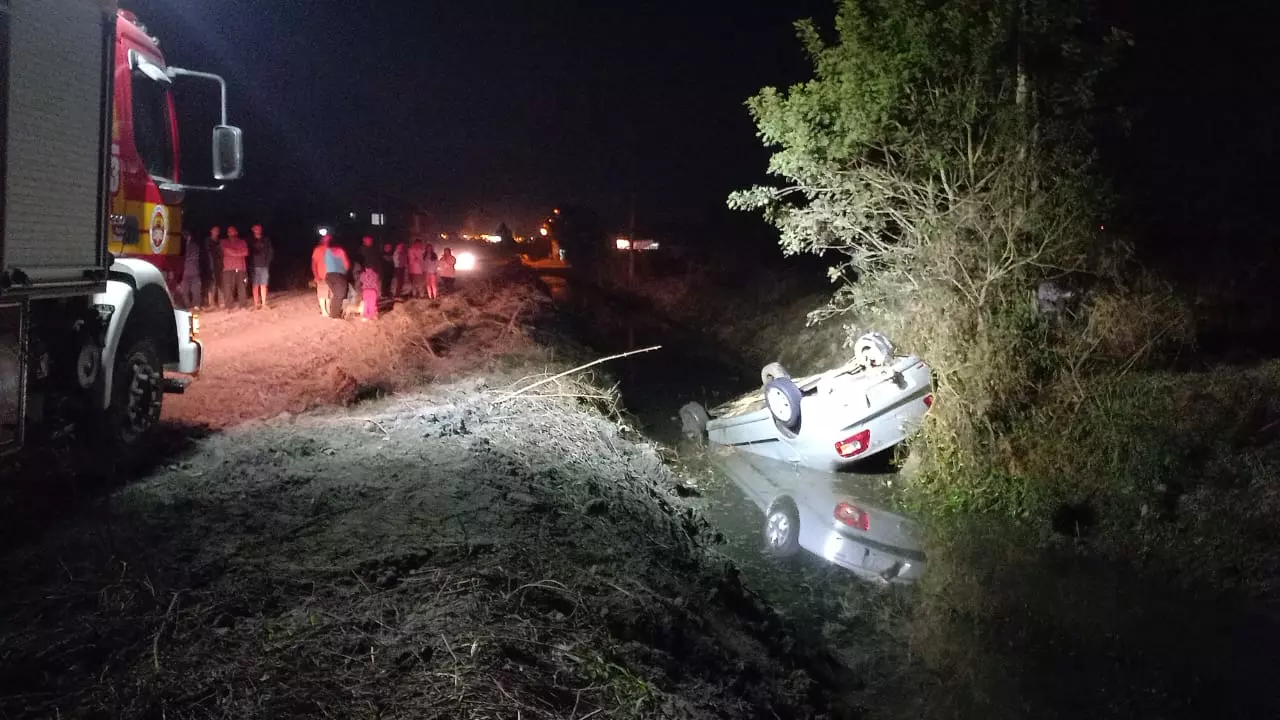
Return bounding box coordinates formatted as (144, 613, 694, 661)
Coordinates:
(310, 234, 459, 322)
(180, 224, 274, 311)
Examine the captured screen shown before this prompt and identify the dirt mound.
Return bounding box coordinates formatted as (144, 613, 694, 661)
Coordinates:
(0, 373, 854, 718)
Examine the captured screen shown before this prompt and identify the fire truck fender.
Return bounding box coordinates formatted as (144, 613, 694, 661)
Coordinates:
(91, 259, 180, 409)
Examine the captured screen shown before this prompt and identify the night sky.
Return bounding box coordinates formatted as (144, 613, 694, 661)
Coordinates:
(126, 0, 1279, 282)
(127, 0, 829, 239)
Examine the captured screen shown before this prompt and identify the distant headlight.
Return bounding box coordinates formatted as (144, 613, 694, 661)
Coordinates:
(456, 251, 477, 271)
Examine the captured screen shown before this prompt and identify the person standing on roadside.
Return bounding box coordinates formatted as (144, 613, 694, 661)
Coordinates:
(407, 236, 425, 298)
(180, 230, 202, 309)
(324, 239, 351, 319)
(380, 243, 395, 297)
(392, 241, 407, 297)
(360, 235, 380, 275)
(439, 247, 457, 294)
(424, 243, 439, 300)
(250, 223, 274, 310)
(359, 262, 380, 322)
(204, 225, 223, 308)
(311, 234, 332, 316)
(221, 226, 250, 309)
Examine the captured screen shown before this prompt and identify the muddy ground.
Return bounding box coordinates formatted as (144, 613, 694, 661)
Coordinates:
(0, 269, 860, 719)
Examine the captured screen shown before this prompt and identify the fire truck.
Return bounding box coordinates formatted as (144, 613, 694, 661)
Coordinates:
(0, 0, 242, 458)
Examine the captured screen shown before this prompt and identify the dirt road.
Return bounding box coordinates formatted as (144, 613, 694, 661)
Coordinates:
(0, 272, 856, 719)
(165, 278, 544, 428)
(164, 291, 346, 426)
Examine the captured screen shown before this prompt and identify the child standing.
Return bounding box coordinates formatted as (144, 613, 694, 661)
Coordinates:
(360, 263, 380, 322)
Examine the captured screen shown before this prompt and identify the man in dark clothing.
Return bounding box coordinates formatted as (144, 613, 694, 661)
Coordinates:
(360, 235, 380, 271)
(221, 226, 250, 308)
(380, 243, 395, 297)
(204, 226, 223, 308)
(180, 230, 202, 309)
(250, 223, 274, 309)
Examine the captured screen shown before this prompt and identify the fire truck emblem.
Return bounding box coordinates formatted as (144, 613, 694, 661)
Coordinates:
(149, 205, 168, 254)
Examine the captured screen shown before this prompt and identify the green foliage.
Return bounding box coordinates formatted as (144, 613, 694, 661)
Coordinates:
(732, 0, 1170, 517)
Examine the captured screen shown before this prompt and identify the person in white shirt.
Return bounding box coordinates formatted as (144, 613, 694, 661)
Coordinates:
(439, 247, 457, 293)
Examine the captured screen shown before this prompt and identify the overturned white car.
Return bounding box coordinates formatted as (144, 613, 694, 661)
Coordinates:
(681, 333, 933, 582)
(681, 333, 933, 471)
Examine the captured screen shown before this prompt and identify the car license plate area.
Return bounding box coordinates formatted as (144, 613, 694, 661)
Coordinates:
(865, 376, 905, 408)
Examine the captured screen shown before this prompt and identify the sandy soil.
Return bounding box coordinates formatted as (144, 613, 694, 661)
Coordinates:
(165, 274, 548, 428)
(0, 270, 856, 719)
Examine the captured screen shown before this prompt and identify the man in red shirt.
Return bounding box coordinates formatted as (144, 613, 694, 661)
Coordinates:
(311, 234, 332, 316)
(220, 226, 250, 309)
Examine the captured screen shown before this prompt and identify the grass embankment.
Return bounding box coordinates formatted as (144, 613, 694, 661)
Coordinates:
(617, 263, 1280, 719)
(0, 268, 854, 719)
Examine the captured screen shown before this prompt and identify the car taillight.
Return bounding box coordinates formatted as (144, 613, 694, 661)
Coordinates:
(834, 429, 871, 458)
(923, 394, 933, 409)
(834, 502, 870, 531)
(190, 311, 200, 342)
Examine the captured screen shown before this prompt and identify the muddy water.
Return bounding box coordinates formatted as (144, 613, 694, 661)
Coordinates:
(541, 273, 890, 635)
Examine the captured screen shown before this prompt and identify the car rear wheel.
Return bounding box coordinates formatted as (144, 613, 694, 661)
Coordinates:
(761, 361, 790, 386)
(763, 500, 801, 557)
(764, 377, 803, 431)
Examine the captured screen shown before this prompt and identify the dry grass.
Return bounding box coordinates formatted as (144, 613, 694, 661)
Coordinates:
(0, 270, 852, 719)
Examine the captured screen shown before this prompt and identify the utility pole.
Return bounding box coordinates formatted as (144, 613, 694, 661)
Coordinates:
(628, 193, 636, 288)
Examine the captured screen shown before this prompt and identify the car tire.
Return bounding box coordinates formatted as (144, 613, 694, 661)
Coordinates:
(764, 377, 803, 432)
(761, 361, 790, 386)
(99, 335, 164, 463)
(763, 499, 801, 558)
(679, 402, 710, 443)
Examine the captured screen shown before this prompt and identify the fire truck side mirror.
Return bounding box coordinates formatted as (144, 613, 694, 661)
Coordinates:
(213, 125, 243, 181)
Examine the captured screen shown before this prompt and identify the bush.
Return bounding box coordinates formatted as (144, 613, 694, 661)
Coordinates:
(730, 0, 1184, 518)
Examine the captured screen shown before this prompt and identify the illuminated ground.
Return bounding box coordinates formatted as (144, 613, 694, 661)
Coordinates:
(165, 276, 546, 428)
(0, 270, 857, 719)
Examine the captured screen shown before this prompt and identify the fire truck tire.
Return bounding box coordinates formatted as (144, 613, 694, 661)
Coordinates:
(101, 335, 164, 460)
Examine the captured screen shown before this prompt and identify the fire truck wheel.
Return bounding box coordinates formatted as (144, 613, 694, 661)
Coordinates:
(103, 336, 164, 456)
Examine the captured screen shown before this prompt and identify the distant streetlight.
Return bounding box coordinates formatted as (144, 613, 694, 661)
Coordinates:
(539, 226, 549, 237)
(318, 226, 330, 237)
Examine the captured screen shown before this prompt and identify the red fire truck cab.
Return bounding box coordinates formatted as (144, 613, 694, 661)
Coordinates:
(108, 9, 243, 287)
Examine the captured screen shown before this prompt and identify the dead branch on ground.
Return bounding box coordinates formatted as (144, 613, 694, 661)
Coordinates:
(493, 347, 661, 404)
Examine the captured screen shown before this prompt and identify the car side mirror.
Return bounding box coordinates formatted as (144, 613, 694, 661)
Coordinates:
(213, 125, 243, 181)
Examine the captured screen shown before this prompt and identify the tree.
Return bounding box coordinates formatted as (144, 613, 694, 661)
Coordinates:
(732, 0, 1148, 508)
